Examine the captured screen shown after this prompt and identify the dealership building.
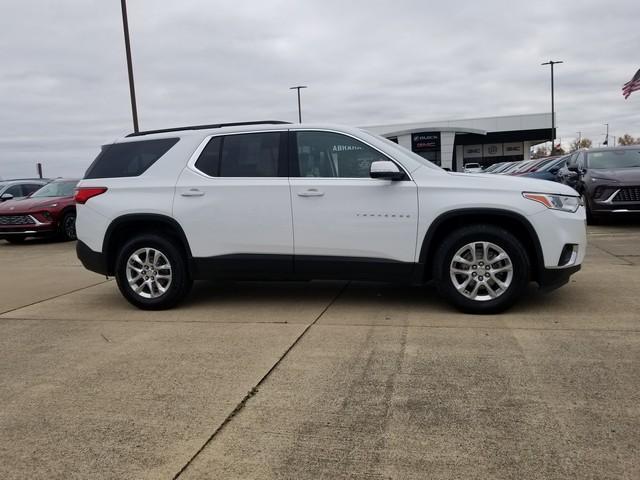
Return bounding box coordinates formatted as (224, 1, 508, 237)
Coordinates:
(365, 113, 554, 171)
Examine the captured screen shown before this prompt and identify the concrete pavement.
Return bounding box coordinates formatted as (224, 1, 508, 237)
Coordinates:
(1, 224, 639, 479)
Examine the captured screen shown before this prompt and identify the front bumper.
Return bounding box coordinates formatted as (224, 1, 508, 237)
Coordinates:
(0, 224, 56, 238)
(538, 265, 581, 292)
(527, 207, 587, 269)
(590, 185, 640, 214)
(0, 213, 57, 238)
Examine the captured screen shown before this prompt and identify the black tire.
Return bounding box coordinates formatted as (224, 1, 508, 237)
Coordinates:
(5, 236, 26, 244)
(115, 234, 192, 310)
(434, 225, 530, 314)
(59, 211, 77, 241)
(582, 195, 599, 225)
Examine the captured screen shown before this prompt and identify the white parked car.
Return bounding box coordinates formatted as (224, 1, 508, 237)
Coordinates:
(463, 162, 483, 173)
(75, 121, 586, 314)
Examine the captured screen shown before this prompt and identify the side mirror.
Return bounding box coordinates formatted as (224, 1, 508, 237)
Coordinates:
(0, 193, 14, 202)
(370, 160, 404, 180)
(566, 162, 579, 173)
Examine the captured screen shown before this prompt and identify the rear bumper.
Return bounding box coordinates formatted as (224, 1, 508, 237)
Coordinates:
(537, 265, 581, 292)
(77, 240, 109, 276)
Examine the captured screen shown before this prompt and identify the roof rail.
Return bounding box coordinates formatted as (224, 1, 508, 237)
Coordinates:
(125, 120, 292, 137)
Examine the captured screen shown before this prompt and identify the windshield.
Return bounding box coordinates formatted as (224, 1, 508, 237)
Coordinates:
(501, 162, 523, 173)
(541, 156, 567, 172)
(31, 181, 78, 198)
(587, 150, 640, 169)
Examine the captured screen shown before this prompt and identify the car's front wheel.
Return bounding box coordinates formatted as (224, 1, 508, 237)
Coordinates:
(59, 211, 77, 241)
(582, 194, 599, 225)
(115, 234, 192, 310)
(434, 225, 530, 314)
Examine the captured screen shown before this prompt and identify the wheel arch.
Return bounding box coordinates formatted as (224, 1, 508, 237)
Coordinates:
(419, 208, 544, 282)
(102, 214, 192, 276)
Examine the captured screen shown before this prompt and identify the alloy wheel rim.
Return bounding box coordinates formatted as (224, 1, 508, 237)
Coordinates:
(449, 241, 513, 302)
(126, 247, 172, 299)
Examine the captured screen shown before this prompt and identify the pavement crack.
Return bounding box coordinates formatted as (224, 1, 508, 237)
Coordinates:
(172, 281, 351, 480)
(0, 279, 110, 316)
(100, 333, 111, 343)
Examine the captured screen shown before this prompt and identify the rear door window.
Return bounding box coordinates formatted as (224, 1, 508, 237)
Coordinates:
(194, 132, 286, 177)
(85, 138, 179, 179)
(220, 132, 284, 177)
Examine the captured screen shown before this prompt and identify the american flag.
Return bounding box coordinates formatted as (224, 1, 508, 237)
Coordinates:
(622, 69, 640, 99)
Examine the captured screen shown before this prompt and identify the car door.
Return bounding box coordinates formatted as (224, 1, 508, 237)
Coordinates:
(173, 130, 294, 276)
(289, 129, 419, 281)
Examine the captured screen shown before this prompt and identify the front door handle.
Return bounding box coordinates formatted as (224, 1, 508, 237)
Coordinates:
(297, 189, 324, 197)
(181, 189, 205, 197)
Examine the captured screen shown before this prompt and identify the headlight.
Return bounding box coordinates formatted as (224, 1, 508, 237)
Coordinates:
(523, 192, 582, 213)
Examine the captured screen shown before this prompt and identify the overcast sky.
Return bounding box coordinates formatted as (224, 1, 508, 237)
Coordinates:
(1, 0, 639, 178)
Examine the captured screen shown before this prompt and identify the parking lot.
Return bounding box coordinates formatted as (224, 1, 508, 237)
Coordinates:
(1, 224, 639, 480)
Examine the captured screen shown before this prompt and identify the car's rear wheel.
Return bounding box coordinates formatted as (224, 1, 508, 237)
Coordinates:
(434, 225, 530, 314)
(59, 211, 77, 240)
(115, 234, 192, 310)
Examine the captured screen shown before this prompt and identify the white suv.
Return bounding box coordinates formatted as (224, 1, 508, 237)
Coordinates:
(75, 121, 586, 314)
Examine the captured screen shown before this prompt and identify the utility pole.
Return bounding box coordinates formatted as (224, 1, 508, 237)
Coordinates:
(541, 60, 563, 154)
(121, 0, 139, 133)
(603, 123, 609, 146)
(289, 86, 307, 123)
(577, 131, 582, 147)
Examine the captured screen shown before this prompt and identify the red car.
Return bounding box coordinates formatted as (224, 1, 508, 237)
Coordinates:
(0, 179, 79, 244)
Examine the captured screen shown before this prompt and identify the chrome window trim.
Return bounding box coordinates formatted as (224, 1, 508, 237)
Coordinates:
(185, 128, 414, 181)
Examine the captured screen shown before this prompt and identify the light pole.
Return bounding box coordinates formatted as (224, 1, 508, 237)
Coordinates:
(603, 123, 609, 145)
(290, 86, 307, 123)
(121, 0, 139, 133)
(577, 131, 582, 147)
(541, 60, 563, 154)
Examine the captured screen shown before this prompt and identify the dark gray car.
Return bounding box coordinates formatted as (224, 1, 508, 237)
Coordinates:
(562, 146, 640, 223)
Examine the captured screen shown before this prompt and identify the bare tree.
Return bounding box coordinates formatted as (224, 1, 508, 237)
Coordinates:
(532, 146, 550, 159)
(569, 138, 592, 152)
(618, 134, 639, 146)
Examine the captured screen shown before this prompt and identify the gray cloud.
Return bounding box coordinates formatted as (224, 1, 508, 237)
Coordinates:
(1, 0, 639, 178)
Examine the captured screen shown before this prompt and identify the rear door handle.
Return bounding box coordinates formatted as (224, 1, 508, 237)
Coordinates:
(297, 189, 324, 197)
(181, 189, 205, 197)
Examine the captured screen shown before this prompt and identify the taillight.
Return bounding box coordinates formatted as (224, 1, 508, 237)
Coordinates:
(74, 187, 107, 204)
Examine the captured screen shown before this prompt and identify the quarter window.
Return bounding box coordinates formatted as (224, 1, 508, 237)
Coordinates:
(85, 138, 179, 179)
(194, 136, 222, 177)
(295, 131, 390, 178)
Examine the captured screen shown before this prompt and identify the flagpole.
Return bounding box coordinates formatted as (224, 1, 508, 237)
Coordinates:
(121, 0, 139, 133)
(542, 60, 563, 154)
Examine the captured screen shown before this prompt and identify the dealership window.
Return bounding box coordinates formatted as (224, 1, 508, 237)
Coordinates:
(411, 132, 441, 166)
